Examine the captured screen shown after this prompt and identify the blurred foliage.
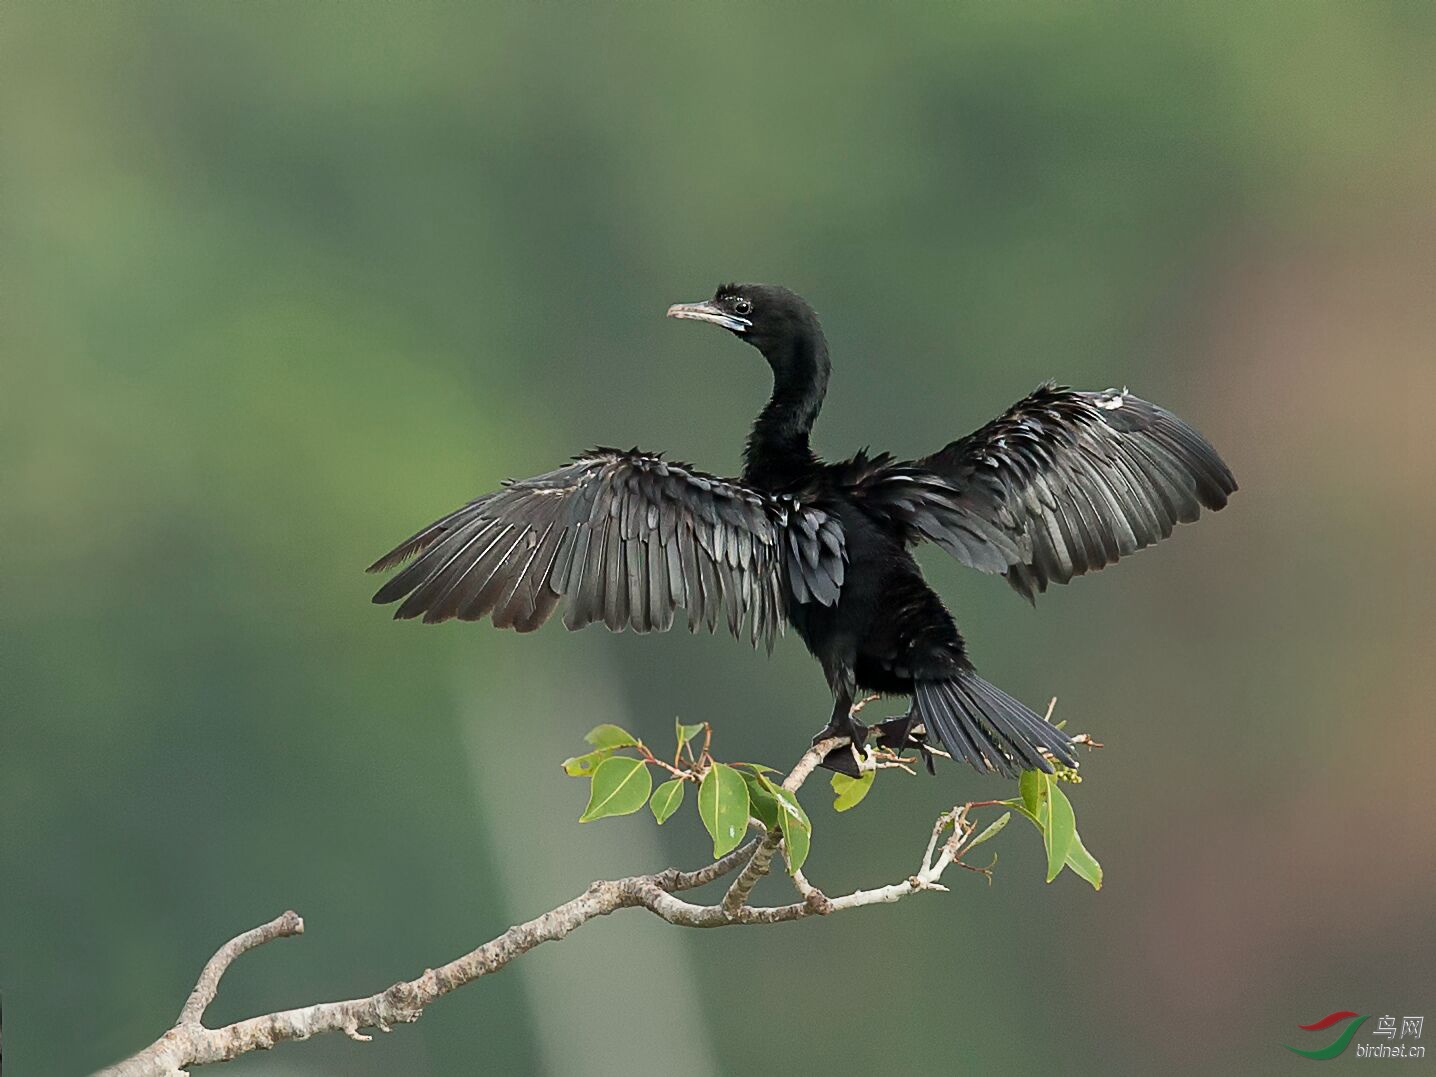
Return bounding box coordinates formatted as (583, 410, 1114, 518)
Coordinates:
(3, 3, 1434, 1075)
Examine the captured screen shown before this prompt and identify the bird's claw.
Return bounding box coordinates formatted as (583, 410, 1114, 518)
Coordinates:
(874, 713, 937, 775)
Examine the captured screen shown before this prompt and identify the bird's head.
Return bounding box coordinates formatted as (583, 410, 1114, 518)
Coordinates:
(666, 283, 822, 361)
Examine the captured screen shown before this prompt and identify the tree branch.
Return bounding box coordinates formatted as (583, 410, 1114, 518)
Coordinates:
(95, 735, 978, 1077)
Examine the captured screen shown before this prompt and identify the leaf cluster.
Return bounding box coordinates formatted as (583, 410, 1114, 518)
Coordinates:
(562, 721, 814, 872)
(1003, 769, 1102, 889)
(563, 722, 1101, 889)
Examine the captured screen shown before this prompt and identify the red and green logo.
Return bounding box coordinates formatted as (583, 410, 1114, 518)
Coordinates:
(1285, 1011, 1370, 1059)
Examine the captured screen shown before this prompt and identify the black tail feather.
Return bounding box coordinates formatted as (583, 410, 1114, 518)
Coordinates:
(948, 678, 1049, 773)
(914, 674, 1076, 777)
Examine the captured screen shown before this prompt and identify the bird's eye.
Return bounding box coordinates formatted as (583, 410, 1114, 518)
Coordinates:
(733, 299, 753, 316)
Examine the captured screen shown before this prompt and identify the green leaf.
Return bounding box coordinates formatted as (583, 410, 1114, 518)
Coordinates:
(585, 723, 639, 750)
(1006, 786, 1102, 888)
(1002, 800, 1039, 827)
(579, 756, 652, 822)
(698, 764, 750, 857)
(742, 774, 781, 828)
(965, 811, 1011, 853)
(649, 779, 685, 824)
(759, 775, 812, 874)
(777, 797, 811, 873)
(1019, 769, 1044, 819)
(829, 769, 875, 812)
(1063, 827, 1103, 890)
(732, 762, 779, 775)
(1044, 780, 1077, 883)
(560, 747, 615, 777)
(674, 719, 705, 751)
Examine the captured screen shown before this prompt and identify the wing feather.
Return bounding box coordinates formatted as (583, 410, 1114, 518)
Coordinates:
(368, 449, 845, 643)
(913, 384, 1235, 600)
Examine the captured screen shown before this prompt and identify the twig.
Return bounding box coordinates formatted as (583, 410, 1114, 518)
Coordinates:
(633, 740, 691, 779)
(176, 911, 304, 1028)
(721, 830, 782, 913)
(784, 734, 845, 791)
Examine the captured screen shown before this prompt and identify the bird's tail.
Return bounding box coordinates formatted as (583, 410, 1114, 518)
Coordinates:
(913, 673, 1076, 778)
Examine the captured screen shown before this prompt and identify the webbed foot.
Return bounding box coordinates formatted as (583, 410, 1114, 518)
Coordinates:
(813, 707, 869, 776)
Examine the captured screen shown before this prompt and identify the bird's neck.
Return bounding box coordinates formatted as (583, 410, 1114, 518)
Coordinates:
(742, 332, 829, 488)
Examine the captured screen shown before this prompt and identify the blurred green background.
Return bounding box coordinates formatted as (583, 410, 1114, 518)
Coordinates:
(4, 3, 1433, 1074)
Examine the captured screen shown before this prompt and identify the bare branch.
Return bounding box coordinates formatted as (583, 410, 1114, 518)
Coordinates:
(654, 837, 760, 892)
(94, 734, 992, 1077)
(720, 830, 781, 912)
(176, 911, 304, 1027)
(784, 734, 845, 792)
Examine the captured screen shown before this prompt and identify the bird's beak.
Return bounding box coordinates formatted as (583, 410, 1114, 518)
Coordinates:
(666, 300, 750, 333)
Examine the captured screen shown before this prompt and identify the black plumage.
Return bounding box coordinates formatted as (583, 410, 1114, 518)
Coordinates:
(369, 283, 1236, 777)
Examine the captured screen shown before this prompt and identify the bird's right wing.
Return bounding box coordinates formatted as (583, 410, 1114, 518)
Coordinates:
(367, 448, 845, 648)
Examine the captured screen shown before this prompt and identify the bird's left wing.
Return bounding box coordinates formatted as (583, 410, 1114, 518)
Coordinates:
(367, 449, 844, 648)
(903, 384, 1236, 600)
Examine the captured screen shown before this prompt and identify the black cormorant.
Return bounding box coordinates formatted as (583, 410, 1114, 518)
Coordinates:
(369, 283, 1236, 776)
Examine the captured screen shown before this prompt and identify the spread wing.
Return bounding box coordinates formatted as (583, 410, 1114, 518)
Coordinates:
(915, 384, 1236, 601)
(367, 449, 845, 648)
